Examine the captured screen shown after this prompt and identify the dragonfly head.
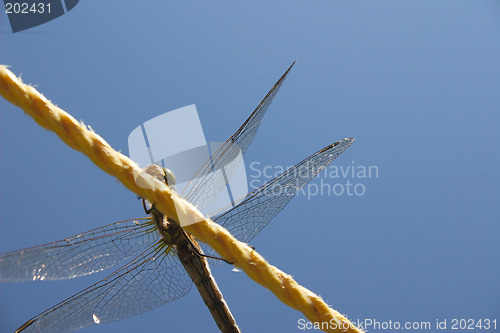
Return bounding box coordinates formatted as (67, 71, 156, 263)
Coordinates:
(143, 164, 176, 189)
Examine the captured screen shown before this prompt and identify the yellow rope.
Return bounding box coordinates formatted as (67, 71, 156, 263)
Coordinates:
(0, 65, 363, 333)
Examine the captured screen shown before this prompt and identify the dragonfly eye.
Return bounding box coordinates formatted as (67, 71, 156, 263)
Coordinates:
(162, 167, 176, 188)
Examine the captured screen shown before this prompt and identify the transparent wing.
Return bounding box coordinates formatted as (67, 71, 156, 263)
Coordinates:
(214, 138, 354, 243)
(16, 242, 192, 333)
(182, 61, 296, 211)
(0, 218, 157, 282)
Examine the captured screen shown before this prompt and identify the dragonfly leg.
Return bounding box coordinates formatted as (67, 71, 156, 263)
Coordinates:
(180, 227, 233, 265)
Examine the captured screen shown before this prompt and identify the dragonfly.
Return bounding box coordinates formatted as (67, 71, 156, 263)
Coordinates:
(0, 62, 354, 333)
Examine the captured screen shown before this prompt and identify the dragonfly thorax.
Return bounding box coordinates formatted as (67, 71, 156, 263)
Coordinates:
(150, 208, 182, 245)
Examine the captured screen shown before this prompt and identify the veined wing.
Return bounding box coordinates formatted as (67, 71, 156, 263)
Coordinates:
(0, 218, 157, 282)
(15, 242, 192, 333)
(182, 61, 296, 211)
(214, 138, 354, 243)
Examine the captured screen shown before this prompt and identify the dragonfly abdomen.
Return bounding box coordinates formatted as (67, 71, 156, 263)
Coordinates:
(176, 236, 241, 333)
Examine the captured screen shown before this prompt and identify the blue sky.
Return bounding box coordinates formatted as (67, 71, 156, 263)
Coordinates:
(1, 1, 499, 332)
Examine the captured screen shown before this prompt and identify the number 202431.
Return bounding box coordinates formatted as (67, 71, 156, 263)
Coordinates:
(451, 319, 497, 330)
(5, 2, 51, 14)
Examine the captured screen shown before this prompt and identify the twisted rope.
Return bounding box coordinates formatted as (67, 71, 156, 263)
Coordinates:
(0, 65, 362, 333)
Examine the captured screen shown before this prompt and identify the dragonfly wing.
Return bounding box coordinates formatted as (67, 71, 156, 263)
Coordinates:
(0, 218, 157, 282)
(182, 62, 296, 211)
(214, 138, 355, 244)
(16, 242, 192, 333)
